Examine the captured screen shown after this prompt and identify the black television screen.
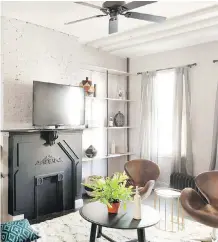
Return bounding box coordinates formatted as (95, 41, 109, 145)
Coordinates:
(33, 81, 85, 127)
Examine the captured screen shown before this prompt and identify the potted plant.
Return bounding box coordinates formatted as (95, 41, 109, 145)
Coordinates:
(83, 172, 133, 214)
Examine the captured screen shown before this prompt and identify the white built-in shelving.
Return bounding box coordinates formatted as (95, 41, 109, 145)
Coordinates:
(81, 63, 137, 176)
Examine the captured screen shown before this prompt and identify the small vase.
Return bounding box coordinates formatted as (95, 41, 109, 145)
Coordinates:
(107, 202, 120, 214)
(114, 111, 125, 127)
(85, 145, 97, 158)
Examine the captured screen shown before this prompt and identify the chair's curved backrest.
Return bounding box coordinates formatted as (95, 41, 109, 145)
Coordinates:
(124, 159, 160, 186)
(195, 170, 218, 208)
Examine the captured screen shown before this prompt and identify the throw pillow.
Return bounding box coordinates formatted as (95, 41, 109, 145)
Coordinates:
(1, 219, 40, 242)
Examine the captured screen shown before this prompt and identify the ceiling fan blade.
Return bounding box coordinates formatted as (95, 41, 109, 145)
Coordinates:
(123, 1, 157, 11)
(75, 2, 102, 10)
(109, 17, 118, 34)
(65, 15, 106, 25)
(125, 12, 166, 23)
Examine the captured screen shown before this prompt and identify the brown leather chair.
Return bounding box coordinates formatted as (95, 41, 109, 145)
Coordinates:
(180, 171, 218, 239)
(124, 159, 160, 200)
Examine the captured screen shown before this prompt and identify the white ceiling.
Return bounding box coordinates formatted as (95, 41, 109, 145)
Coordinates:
(2, 1, 218, 57)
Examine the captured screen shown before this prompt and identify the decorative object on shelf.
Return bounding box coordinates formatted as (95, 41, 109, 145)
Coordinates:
(80, 77, 95, 96)
(82, 172, 133, 214)
(85, 145, 97, 158)
(111, 140, 116, 154)
(118, 90, 123, 100)
(108, 117, 113, 127)
(114, 111, 125, 127)
(84, 175, 103, 197)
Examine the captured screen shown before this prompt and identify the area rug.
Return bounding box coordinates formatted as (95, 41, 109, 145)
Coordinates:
(32, 211, 212, 242)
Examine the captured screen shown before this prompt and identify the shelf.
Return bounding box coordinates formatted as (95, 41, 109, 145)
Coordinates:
(82, 152, 134, 162)
(85, 97, 135, 102)
(107, 126, 133, 129)
(80, 63, 135, 76)
(85, 126, 135, 130)
(107, 152, 134, 158)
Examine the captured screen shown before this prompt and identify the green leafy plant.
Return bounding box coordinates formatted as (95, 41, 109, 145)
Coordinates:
(82, 172, 133, 208)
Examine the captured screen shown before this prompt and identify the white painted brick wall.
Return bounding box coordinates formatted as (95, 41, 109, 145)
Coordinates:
(1, 16, 126, 222)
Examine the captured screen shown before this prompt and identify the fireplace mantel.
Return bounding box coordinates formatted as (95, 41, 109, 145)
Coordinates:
(6, 128, 83, 219)
(1, 126, 85, 133)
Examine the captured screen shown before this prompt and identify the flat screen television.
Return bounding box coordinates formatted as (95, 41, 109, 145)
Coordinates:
(33, 81, 85, 127)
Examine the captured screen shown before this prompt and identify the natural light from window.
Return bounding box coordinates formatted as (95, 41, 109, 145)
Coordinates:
(155, 70, 175, 157)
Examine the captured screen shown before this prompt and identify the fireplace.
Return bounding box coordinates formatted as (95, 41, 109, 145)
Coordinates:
(7, 129, 83, 220)
(35, 172, 64, 217)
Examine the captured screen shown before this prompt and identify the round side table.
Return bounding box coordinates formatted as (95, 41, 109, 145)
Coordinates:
(154, 188, 184, 232)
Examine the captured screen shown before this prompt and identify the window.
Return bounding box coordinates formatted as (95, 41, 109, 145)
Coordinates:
(154, 70, 175, 157)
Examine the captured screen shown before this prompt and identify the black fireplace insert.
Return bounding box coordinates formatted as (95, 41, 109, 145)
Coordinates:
(7, 129, 83, 220)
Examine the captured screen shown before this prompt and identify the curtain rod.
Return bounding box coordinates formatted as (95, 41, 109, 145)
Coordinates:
(213, 60, 218, 63)
(137, 62, 197, 75)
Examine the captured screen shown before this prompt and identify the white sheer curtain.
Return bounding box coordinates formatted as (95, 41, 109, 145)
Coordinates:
(139, 66, 194, 182)
(173, 67, 193, 176)
(210, 83, 218, 170)
(139, 72, 158, 163)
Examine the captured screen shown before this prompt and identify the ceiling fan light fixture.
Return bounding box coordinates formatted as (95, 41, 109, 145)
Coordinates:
(66, 1, 166, 34)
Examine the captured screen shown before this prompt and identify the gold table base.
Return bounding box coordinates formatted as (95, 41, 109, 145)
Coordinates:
(154, 189, 185, 232)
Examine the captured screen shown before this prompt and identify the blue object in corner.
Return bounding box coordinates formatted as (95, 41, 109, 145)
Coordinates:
(1, 219, 40, 242)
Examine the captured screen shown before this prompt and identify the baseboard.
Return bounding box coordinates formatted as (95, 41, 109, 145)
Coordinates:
(75, 198, 83, 209)
(9, 214, 24, 221)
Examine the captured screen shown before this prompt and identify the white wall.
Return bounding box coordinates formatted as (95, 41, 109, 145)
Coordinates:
(1, 17, 126, 128)
(0, 16, 126, 222)
(130, 41, 218, 179)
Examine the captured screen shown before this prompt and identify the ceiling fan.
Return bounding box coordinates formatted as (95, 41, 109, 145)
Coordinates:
(65, 1, 166, 34)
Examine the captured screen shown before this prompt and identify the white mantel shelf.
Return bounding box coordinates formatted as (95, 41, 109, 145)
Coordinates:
(82, 152, 134, 162)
